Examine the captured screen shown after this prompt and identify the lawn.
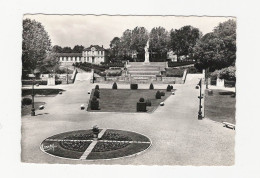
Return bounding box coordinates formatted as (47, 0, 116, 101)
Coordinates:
(87, 89, 172, 113)
(204, 89, 236, 124)
(21, 102, 45, 116)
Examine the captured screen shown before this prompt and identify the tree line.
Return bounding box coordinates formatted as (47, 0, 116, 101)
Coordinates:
(22, 18, 236, 75)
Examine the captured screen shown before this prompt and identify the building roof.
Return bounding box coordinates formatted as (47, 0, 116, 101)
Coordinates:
(84, 45, 105, 51)
(56, 53, 82, 57)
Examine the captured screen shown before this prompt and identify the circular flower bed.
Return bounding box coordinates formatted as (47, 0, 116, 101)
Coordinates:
(41, 129, 151, 160)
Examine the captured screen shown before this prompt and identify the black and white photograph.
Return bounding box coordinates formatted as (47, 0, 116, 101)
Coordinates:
(1, 0, 260, 178)
(21, 14, 236, 165)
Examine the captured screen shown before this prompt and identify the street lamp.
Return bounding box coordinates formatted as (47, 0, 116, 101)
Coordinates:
(66, 67, 68, 84)
(197, 78, 203, 120)
(30, 69, 38, 116)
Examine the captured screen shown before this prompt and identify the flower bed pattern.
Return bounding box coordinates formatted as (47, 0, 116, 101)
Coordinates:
(41, 129, 151, 160)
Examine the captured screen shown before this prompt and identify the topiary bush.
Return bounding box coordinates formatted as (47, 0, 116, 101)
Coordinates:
(90, 96, 99, 110)
(112, 82, 117, 89)
(139, 97, 145, 102)
(130, 83, 138, 90)
(22, 98, 32, 105)
(160, 91, 165, 96)
(95, 85, 99, 90)
(93, 89, 100, 98)
(146, 99, 151, 106)
(149, 83, 154, 89)
(167, 85, 171, 91)
(156, 91, 161, 99)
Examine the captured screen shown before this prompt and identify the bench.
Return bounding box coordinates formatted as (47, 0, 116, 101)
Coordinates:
(223, 122, 235, 130)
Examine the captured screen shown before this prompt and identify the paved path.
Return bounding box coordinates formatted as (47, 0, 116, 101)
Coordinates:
(21, 74, 235, 165)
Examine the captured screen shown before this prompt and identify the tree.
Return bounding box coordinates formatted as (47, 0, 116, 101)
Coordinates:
(149, 27, 169, 61)
(72, 45, 85, 53)
(62, 46, 73, 53)
(109, 37, 121, 59)
(193, 19, 236, 71)
(120, 29, 132, 58)
(131, 26, 149, 52)
(131, 27, 149, 61)
(22, 19, 51, 72)
(170, 25, 201, 62)
(52, 45, 63, 53)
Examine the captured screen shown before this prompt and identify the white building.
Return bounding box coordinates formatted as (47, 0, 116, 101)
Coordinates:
(57, 45, 107, 65)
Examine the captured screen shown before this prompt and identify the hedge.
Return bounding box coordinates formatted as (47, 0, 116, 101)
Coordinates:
(91, 96, 99, 110)
(137, 102, 147, 112)
(112, 82, 117, 89)
(168, 61, 195, 67)
(149, 83, 154, 89)
(167, 85, 171, 91)
(165, 68, 184, 77)
(146, 99, 152, 106)
(22, 80, 62, 85)
(130, 84, 138, 90)
(22, 98, 32, 105)
(139, 97, 145, 102)
(156, 91, 161, 99)
(93, 89, 100, 98)
(22, 80, 47, 85)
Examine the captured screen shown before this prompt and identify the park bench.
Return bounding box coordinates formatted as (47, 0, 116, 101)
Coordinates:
(223, 122, 235, 130)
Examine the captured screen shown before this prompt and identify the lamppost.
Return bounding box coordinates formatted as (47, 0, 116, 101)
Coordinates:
(197, 78, 203, 120)
(66, 67, 68, 84)
(31, 70, 36, 116)
(92, 69, 95, 84)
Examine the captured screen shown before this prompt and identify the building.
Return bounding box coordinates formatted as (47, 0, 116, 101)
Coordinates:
(57, 45, 107, 65)
(167, 50, 178, 62)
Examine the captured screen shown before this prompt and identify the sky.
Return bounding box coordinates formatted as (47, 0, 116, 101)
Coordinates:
(24, 15, 235, 49)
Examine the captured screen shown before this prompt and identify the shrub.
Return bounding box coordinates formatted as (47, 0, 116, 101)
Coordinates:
(91, 96, 99, 110)
(146, 99, 151, 106)
(160, 91, 165, 96)
(93, 89, 100, 98)
(22, 98, 32, 105)
(188, 66, 198, 74)
(55, 80, 62, 85)
(167, 85, 171, 91)
(156, 91, 161, 99)
(130, 83, 138, 90)
(165, 68, 184, 77)
(137, 102, 147, 112)
(112, 82, 117, 89)
(95, 85, 99, 90)
(149, 83, 154, 89)
(139, 97, 145, 102)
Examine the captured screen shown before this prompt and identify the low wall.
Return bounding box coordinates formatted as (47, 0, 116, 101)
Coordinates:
(94, 76, 183, 84)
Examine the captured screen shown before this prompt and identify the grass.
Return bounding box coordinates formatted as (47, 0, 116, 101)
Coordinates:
(204, 89, 236, 124)
(22, 89, 65, 97)
(87, 89, 171, 113)
(21, 102, 45, 116)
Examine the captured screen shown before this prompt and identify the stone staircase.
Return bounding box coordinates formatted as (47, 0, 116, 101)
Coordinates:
(127, 62, 167, 83)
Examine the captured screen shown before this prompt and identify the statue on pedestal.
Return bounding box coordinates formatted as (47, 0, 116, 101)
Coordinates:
(144, 39, 150, 64)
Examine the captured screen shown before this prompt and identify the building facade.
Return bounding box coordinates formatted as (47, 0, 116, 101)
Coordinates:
(57, 45, 107, 65)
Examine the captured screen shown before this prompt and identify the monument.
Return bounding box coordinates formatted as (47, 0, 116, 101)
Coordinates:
(143, 39, 150, 64)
